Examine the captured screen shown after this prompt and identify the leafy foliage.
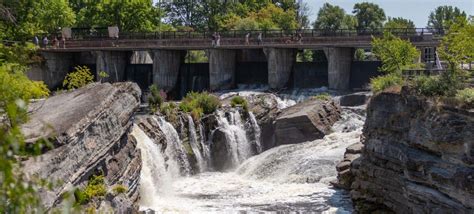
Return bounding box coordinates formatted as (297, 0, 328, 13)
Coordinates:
(74, 174, 107, 205)
(73, 0, 160, 32)
(372, 33, 421, 74)
(353, 2, 386, 30)
(112, 185, 127, 195)
(148, 85, 163, 113)
(313, 3, 357, 30)
(312, 93, 331, 101)
(455, 88, 474, 107)
(62, 66, 94, 90)
(0, 0, 75, 40)
(179, 92, 221, 120)
(427, 6, 467, 30)
(384, 17, 416, 33)
(98, 71, 109, 83)
(160, 102, 179, 123)
(370, 73, 403, 93)
(230, 96, 248, 111)
(438, 17, 474, 69)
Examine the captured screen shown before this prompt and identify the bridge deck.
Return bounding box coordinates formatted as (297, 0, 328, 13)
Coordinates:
(41, 28, 442, 52)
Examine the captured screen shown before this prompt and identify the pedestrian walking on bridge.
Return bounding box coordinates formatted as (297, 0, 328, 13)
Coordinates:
(245, 32, 250, 45)
(257, 33, 263, 45)
(211, 32, 216, 47)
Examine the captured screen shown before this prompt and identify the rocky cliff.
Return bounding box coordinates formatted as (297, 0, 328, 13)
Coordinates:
(21, 82, 142, 212)
(349, 89, 473, 213)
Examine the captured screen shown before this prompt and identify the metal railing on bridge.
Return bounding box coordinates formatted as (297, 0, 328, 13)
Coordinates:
(45, 27, 445, 41)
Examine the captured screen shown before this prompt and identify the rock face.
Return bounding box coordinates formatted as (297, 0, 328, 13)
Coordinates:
(274, 99, 341, 145)
(334, 142, 363, 190)
(339, 92, 371, 107)
(350, 89, 474, 213)
(21, 82, 142, 211)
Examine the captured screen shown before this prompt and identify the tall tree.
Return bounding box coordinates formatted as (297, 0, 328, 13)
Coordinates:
(427, 5, 467, 30)
(384, 17, 416, 34)
(313, 3, 345, 30)
(74, 0, 159, 32)
(1, 0, 75, 40)
(353, 2, 386, 31)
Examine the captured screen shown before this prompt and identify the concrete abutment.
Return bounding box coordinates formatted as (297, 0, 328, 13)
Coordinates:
(150, 50, 185, 91)
(324, 47, 353, 90)
(208, 49, 237, 90)
(264, 48, 297, 89)
(94, 51, 130, 83)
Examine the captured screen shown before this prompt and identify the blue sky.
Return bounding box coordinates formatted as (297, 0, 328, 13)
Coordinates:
(304, 0, 473, 27)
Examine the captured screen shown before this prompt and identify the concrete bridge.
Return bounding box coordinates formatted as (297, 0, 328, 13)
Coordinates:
(33, 28, 443, 92)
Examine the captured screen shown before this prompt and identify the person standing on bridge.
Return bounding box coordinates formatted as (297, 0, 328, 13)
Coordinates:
(42, 36, 49, 48)
(33, 36, 39, 47)
(61, 36, 66, 49)
(211, 32, 216, 47)
(216, 33, 221, 46)
(257, 33, 263, 45)
(245, 32, 250, 45)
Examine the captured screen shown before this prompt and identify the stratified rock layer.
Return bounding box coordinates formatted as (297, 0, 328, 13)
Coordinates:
(274, 99, 341, 145)
(351, 90, 474, 213)
(21, 82, 142, 211)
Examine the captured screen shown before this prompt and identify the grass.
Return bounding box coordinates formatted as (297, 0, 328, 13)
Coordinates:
(74, 174, 107, 205)
(112, 185, 127, 195)
(312, 93, 331, 101)
(230, 96, 248, 111)
(179, 92, 221, 120)
(370, 73, 404, 93)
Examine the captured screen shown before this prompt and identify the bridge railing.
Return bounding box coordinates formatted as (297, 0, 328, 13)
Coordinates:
(49, 28, 444, 41)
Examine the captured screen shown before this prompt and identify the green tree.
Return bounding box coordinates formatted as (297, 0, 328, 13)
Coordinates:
(313, 3, 345, 30)
(0, 43, 50, 212)
(0, 0, 75, 40)
(427, 6, 467, 31)
(384, 17, 415, 32)
(353, 2, 386, 31)
(74, 0, 159, 32)
(372, 32, 420, 73)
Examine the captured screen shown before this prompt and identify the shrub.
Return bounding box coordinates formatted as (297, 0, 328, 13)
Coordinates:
(74, 174, 107, 205)
(112, 185, 127, 195)
(62, 65, 94, 90)
(370, 73, 404, 93)
(98, 71, 109, 83)
(148, 85, 163, 113)
(230, 96, 249, 111)
(179, 92, 221, 119)
(455, 88, 474, 107)
(312, 93, 331, 101)
(160, 102, 179, 123)
(412, 75, 448, 96)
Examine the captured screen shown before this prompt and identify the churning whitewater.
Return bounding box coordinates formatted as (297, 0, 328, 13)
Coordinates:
(132, 102, 364, 213)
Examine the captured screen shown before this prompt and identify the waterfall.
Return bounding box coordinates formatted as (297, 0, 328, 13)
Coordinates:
(154, 117, 192, 176)
(215, 110, 253, 167)
(186, 115, 206, 172)
(131, 125, 172, 207)
(248, 112, 262, 153)
(199, 123, 211, 166)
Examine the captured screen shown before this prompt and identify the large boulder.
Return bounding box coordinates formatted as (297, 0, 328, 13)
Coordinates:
(274, 98, 341, 145)
(21, 82, 141, 211)
(350, 89, 474, 213)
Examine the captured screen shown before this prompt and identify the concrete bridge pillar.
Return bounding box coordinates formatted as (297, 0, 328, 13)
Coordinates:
(150, 50, 185, 91)
(324, 47, 353, 90)
(95, 51, 130, 82)
(33, 52, 74, 89)
(264, 48, 297, 89)
(208, 49, 237, 90)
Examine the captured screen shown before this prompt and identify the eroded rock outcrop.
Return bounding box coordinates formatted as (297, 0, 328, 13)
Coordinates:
(21, 82, 141, 211)
(350, 89, 474, 213)
(274, 98, 341, 145)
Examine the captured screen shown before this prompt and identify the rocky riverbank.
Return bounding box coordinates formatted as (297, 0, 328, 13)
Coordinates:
(21, 82, 142, 212)
(338, 88, 474, 213)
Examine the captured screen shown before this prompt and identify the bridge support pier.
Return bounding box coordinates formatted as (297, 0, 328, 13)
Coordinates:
(95, 51, 130, 82)
(264, 48, 296, 89)
(208, 49, 237, 90)
(324, 47, 353, 90)
(150, 50, 185, 91)
(31, 52, 74, 89)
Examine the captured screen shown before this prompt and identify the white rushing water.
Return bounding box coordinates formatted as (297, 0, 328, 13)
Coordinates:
(134, 105, 364, 213)
(186, 115, 206, 172)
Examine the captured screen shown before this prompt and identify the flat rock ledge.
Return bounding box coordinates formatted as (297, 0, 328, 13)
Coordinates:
(21, 82, 142, 212)
(274, 98, 341, 145)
